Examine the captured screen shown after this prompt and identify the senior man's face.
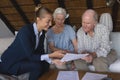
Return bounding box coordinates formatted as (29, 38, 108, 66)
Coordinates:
(82, 15, 95, 33)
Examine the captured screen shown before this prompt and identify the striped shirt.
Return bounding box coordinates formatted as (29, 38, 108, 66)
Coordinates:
(77, 23, 111, 57)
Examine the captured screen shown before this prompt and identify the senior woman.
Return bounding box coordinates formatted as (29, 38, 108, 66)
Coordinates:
(47, 7, 77, 69)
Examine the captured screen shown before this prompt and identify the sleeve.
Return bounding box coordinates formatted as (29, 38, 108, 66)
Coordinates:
(41, 54, 52, 64)
(77, 28, 84, 53)
(46, 29, 53, 43)
(67, 25, 76, 40)
(18, 27, 44, 62)
(95, 26, 111, 57)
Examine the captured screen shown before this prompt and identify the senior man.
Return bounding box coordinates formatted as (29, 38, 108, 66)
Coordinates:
(74, 9, 117, 72)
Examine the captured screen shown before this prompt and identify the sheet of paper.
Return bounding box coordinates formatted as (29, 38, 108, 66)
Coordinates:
(61, 53, 88, 62)
(56, 71, 79, 80)
(81, 72, 107, 80)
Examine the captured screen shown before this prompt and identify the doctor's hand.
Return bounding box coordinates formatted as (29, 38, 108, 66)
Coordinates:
(49, 50, 65, 59)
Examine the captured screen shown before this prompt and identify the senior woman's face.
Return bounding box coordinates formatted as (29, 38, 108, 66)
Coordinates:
(54, 14, 65, 27)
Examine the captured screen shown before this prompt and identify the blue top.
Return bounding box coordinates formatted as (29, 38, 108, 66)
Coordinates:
(47, 24, 76, 52)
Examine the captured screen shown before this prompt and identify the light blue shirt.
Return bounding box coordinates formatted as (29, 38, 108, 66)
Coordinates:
(47, 24, 76, 52)
(33, 23, 52, 63)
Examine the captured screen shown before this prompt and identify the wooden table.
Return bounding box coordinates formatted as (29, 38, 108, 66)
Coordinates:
(39, 69, 120, 80)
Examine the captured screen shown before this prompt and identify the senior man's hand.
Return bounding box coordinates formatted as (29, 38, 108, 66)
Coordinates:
(81, 52, 97, 63)
(81, 54, 93, 63)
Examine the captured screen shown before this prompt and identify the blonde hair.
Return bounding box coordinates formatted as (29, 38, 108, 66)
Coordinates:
(53, 7, 67, 19)
(35, 4, 52, 18)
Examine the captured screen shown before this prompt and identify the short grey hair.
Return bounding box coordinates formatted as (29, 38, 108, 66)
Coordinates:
(93, 11, 98, 21)
(82, 9, 98, 22)
(53, 7, 67, 19)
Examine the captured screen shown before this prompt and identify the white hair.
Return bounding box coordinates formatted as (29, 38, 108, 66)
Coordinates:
(53, 7, 67, 19)
(82, 9, 98, 22)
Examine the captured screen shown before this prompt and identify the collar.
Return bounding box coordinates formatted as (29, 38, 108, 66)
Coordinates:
(84, 29, 95, 36)
(33, 22, 42, 36)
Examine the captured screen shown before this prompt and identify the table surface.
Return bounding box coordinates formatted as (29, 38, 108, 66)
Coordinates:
(39, 69, 120, 80)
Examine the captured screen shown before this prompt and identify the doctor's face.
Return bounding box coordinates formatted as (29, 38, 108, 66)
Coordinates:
(37, 14, 52, 31)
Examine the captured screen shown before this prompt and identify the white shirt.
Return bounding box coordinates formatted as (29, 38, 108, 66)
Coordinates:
(0, 58, 1, 62)
(77, 23, 111, 57)
(33, 23, 42, 49)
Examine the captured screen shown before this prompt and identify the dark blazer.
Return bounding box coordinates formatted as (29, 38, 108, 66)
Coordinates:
(1, 23, 48, 74)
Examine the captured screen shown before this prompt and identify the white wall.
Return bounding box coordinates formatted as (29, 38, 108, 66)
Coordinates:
(0, 18, 14, 38)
